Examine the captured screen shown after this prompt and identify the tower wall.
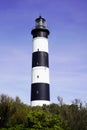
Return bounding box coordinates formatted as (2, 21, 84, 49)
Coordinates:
(31, 16, 50, 106)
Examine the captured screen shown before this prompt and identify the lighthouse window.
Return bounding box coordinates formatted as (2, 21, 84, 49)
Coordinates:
(37, 75, 39, 78)
(37, 62, 38, 65)
(36, 90, 39, 94)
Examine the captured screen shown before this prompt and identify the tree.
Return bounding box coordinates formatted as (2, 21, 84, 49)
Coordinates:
(57, 96, 64, 106)
(0, 94, 87, 130)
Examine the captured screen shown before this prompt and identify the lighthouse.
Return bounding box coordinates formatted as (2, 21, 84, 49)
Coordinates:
(31, 16, 50, 106)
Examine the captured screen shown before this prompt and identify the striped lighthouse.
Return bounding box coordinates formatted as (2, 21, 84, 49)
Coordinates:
(31, 16, 50, 106)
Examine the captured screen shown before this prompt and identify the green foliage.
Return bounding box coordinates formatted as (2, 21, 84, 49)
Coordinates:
(0, 94, 87, 130)
(27, 107, 65, 129)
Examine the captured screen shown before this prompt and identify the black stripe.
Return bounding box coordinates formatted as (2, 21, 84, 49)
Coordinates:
(31, 83, 50, 101)
(31, 28, 49, 38)
(32, 51, 49, 67)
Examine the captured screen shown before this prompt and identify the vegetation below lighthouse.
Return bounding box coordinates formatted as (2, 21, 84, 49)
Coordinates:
(0, 94, 87, 130)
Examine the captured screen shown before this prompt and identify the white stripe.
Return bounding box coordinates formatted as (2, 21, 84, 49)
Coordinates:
(31, 66, 49, 83)
(32, 67, 49, 83)
(32, 37, 48, 53)
(31, 100, 50, 106)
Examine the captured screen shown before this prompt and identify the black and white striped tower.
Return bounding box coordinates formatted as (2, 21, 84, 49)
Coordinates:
(31, 16, 50, 106)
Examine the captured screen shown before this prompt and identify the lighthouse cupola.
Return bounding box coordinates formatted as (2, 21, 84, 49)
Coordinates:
(31, 16, 49, 38)
(35, 16, 46, 29)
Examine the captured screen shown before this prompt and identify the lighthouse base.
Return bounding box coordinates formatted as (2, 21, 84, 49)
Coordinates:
(31, 100, 50, 106)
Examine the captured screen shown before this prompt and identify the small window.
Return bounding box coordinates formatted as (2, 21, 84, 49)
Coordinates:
(36, 90, 39, 94)
(37, 75, 39, 78)
(37, 62, 38, 65)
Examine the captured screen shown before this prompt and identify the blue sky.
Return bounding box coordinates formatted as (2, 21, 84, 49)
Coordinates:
(0, 0, 87, 105)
